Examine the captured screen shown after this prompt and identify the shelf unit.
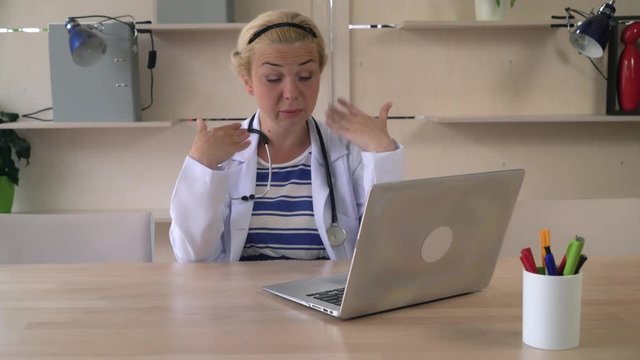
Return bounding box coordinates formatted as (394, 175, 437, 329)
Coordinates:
(0, 119, 180, 130)
(14, 21, 602, 129)
(389, 19, 640, 123)
(0, 23, 247, 131)
(6, 115, 637, 129)
(136, 23, 245, 32)
(140, 20, 556, 31)
(423, 115, 640, 123)
(398, 20, 557, 30)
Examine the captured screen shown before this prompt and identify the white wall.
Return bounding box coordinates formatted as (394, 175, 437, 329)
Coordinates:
(2, 1, 640, 248)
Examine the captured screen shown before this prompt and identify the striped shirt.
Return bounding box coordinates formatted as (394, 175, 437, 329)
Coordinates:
(240, 148, 328, 261)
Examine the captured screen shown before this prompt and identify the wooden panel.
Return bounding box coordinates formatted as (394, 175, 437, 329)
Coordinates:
(350, 28, 604, 117)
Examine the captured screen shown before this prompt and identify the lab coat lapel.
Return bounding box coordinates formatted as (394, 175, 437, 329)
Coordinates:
(227, 114, 261, 260)
(309, 118, 348, 260)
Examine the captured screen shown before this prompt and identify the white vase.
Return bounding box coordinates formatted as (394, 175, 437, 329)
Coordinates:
(475, 0, 505, 21)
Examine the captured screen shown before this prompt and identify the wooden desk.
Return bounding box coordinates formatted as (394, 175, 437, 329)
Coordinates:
(0, 258, 638, 359)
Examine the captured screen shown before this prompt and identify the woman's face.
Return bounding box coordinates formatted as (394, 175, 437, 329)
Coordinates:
(243, 41, 321, 128)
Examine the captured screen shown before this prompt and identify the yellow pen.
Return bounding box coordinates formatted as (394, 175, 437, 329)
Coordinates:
(539, 228, 550, 271)
(545, 228, 550, 249)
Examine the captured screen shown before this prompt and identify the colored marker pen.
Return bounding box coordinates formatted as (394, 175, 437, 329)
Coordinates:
(563, 236, 585, 276)
(544, 246, 558, 276)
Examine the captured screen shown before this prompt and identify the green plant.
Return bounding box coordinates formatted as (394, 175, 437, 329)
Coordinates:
(496, 0, 517, 7)
(0, 111, 31, 186)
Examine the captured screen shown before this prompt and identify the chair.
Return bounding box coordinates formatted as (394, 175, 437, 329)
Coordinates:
(0, 212, 154, 264)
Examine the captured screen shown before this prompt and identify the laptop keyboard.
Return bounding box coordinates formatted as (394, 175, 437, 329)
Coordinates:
(307, 287, 345, 306)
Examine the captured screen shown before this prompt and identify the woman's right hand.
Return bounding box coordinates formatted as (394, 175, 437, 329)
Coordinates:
(188, 119, 251, 169)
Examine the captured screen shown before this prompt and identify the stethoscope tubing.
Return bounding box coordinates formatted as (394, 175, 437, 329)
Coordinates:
(237, 112, 340, 231)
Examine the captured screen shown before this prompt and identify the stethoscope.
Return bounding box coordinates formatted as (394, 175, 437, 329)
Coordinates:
(232, 113, 347, 247)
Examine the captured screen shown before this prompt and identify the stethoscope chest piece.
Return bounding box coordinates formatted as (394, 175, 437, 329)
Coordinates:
(327, 223, 347, 247)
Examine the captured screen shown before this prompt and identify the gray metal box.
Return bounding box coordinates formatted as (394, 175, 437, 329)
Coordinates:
(48, 22, 141, 122)
(157, 0, 234, 23)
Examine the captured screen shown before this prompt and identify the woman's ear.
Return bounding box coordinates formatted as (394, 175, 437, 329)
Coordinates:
(242, 75, 254, 96)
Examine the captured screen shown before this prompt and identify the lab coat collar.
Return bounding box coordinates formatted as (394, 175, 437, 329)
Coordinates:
(230, 111, 349, 165)
(308, 117, 348, 165)
(230, 112, 261, 164)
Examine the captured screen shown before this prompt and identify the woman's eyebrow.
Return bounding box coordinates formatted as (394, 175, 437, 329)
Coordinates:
(261, 58, 316, 68)
(297, 59, 316, 66)
(262, 61, 282, 68)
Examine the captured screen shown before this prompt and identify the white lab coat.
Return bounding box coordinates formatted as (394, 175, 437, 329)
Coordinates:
(169, 112, 404, 262)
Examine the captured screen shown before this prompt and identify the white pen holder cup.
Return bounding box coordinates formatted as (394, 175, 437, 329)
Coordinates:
(522, 270, 582, 350)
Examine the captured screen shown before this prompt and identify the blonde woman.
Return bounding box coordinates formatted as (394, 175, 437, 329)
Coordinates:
(170, 10, 404, 262)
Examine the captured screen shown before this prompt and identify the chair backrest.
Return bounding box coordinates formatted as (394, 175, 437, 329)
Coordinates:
(0, 212, 154, 264)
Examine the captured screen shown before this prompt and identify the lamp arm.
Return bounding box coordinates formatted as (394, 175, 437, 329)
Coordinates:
(551, 7, 594, 30)
(564, 7, 593, 20)
(68, 15, 136, 32)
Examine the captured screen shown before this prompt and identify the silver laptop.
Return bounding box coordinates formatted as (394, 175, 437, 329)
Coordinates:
(263, 169, 525, 319)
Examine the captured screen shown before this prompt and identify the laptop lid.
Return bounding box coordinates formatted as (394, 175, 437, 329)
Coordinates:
(339, 169, 524, 318)
(264, 169, 525, 319)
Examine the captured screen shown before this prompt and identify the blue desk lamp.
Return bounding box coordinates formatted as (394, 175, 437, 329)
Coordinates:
(569, 1, 616, 58)
(65, 15, 136, 66)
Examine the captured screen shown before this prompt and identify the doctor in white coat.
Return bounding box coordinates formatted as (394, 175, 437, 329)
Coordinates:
(169, 10, 404, 262)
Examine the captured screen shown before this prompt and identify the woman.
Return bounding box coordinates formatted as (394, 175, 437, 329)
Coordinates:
(169, 10, 404, 262)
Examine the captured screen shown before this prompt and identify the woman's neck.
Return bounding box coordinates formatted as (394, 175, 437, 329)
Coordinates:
(257, 117, 310, 164)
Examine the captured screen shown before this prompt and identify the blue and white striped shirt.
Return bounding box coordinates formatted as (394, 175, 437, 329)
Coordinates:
(240, 148, 328, 261)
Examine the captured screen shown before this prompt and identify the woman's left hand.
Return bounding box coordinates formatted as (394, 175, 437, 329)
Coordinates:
(325, 98, 396, 153)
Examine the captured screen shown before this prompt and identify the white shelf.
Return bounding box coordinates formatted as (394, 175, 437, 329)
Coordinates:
(5, 116, 636, 128)
(151, 209, 171, 223)
(141, 21, 556, 32)
(0, 119, 179, 129)
(137, 23, 245, 32)
(422, 115, 640, 123)
(398, 20, 556, 30)
(12, 209, 171, 223)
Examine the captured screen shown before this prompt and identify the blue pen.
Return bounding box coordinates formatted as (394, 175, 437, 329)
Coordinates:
(544, 246, 558, 276)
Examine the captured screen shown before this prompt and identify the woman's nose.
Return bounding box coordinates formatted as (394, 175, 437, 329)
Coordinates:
(282, 78, 300, 100)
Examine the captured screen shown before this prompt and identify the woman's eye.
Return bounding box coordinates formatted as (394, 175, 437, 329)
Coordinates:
(298, 75, 312, 81)
(266, 77, 281, 83)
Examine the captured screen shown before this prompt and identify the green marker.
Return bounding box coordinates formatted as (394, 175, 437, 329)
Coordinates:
(563, 236, 585, 276)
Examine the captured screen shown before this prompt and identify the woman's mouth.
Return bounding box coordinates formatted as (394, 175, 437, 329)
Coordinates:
(279, 109, 304, 117)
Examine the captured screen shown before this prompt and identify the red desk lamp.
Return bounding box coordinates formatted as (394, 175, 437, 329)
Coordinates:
(618, 22, 640, 111)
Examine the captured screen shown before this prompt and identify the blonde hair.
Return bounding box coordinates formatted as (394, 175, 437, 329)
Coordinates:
(231, 10, 327, 79)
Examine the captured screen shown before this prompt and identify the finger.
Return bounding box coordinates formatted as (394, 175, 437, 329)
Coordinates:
(325, 112, 351, 135)
(326, 103, 341, 115)
(325, 105, 340, 123)
(196, 118, 208, 133)
(215, 123, 244, 138)
(337, 98, 365, 116)
(325, 107, 346, 128)
(233, 129, 251, 142)
(378, 101, 393, 122)
(218, 122, 242, 131)
(237, 138, 251, 151)
(328, 103, 353, 122)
